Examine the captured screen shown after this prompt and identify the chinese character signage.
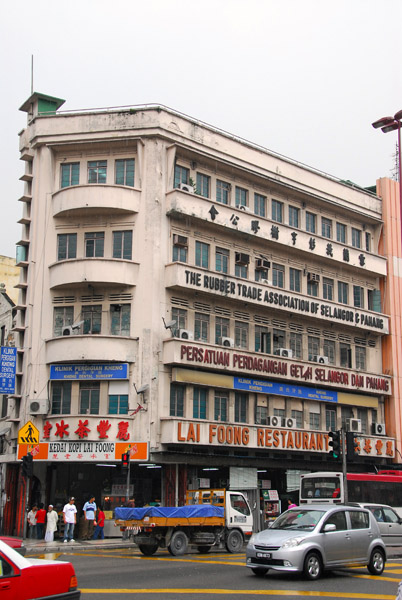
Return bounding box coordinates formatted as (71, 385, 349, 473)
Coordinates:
(0, 346, 16, 394)
(18, 441, 149, 462)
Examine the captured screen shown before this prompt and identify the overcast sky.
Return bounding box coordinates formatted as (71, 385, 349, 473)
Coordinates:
(1, 0, 401, 258)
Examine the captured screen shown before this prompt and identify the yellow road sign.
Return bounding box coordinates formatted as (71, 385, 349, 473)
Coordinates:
(18, 421, 40, 445)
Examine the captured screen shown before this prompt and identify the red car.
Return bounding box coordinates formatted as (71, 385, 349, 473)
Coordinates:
(0, 539, 80, 599)
(0, 536, 26, 556)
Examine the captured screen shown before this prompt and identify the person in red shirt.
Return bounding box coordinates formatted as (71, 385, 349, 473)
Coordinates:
(35, 503, 47, 539)
(93, 506, 105, 540)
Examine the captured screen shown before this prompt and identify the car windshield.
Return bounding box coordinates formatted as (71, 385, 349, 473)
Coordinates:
(271, 509, 326, 531)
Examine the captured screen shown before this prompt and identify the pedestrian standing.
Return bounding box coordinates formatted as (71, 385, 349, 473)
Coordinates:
(93, 506, 105, 540)
(82, 495, 97, 540)
(44, 504, 58, 542)
(27, 505, 37, 539)
(35, 503, 46, 539)
(63, 497, 77, 543)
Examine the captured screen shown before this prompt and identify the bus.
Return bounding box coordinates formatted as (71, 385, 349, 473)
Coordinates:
(299, 470, 402, 515)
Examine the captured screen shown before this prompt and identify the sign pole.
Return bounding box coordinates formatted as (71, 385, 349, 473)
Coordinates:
(342, 428, 348, 503)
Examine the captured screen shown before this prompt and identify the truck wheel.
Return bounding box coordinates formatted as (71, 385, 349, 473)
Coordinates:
(168, 531, 188, 556)
(225, 529, 243, 553)
(197, 546, 211, 553)
(138, 544, 158, 556)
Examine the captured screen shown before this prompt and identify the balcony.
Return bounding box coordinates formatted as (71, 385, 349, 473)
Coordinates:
(49, 258, 139, 290)
(46, 334, 137, 363)
(52, 184, 140, 217)
(165, 263, 389, 335)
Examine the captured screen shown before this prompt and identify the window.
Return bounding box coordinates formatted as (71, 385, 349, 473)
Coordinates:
(254, 193, 266, 217)
(355, 346, 366, 370)
(113, 231, 132, 260)
(193, 387, 207, 419)
(307, 280, 318, 297)
(170, 384, 184, 417)
(85, 232, 104, 257)
(173, 237, 188, 262)
(273, 329, 285, 353)
(324, 510, 347, 531)
(350, 510, 369, 529)
(196, 173, 210, 198)
(61, 162, 79, 188)
(174, 164, 189, 188)
(368, 289, 381, 312)
(51, 382, 71, 414)
(322, 217, 332, 239)
(357, 407, 368, 434)
(323, 277, 334, 301)
(195, 241, 209, 268)
(308, 336, 320, 360)
(82, 305, 102, 334)
(235, 392, 248, 423)
(255, 326, 270, 353)
(115, 159, 135, 187)
(216, 180, 230, 205)
(273, 408, 285, 418)
(336, 222, 346, 244)
(340, 343, 351, 368)
(306, 212, 316, 234)
(214, 391, 228, 421)
(54, 306, 74, 336)
(352, 228, 362, 248)
(323, 339, 335, 364)
(216, 247, 229, 274)
(309, 412, 320, 430)
(235, 186, 247, 208)
(235, 262, 248, 279)
(326, 408, 336, 431)
(195, 312, 209, 343)
(57, 233, 77, 261)
(110, 304, 130, 336)
(108, 394, 128, 414)
(353, 285, 364, 308)
(338, 281, 348, 304)
(289, 268, 301, 292)
(271, 199, 283, 223)
(289, 205, 299, 228)
(215, 317, 230, 344)
(290, 332, 302, 359)
(255, 268, 268, 282)
(235, 321, 248, 349)
(272, 263, 284, 288)
(256, 405, 268, 425)
(88, 160, 107, 184)
(291, 410, 303, 428)
(80, 382, 100, 415)
(172, 308, 187, 337)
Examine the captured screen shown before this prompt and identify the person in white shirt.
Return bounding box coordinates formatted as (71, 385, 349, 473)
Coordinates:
(45, 504, 58, 542)
(63, 497, 77, 542)
(27, 505, 37, 539)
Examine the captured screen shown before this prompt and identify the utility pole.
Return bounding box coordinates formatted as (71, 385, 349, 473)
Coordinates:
(342, 428, 348, 503)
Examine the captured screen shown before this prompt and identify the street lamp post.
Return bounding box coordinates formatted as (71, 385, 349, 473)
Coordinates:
(372, 110, 402, 239)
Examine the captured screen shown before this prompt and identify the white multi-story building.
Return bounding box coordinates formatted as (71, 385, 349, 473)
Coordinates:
(4, 92, 396, 534)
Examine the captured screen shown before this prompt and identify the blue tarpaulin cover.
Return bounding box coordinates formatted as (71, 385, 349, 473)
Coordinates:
(115, 505, 224, 520)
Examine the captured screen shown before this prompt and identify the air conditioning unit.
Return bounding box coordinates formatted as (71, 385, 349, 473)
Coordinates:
(178, 183, 194, 193)
(62, 326, 73, 336)
(282, 417, 296, 428)
(173, 234, 188, 246)
(239, 205, 251, 212)
(313, 355, 329, 365)
(256, 259, 271, 270)
(29, 399, 49, 415)
(179, 329, 194, 340)
(307, 273, 320, 282)
(372, 423, 386, 436)
(267, 415, 282, 428)
(235, 252, 250, 265)
(220, 337, 234, 348)
(346, 418, 362, 433)
(274, 348, 293, 358)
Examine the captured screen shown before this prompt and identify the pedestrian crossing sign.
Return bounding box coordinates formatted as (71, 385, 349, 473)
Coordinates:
(18, 421, 40, 445)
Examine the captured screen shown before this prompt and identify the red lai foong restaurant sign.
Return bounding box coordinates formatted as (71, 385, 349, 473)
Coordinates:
(18, 441, 149, 462)
(173, 421, 395, 459)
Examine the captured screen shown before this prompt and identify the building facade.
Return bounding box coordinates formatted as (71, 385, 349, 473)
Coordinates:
(4, 92, 397, 534)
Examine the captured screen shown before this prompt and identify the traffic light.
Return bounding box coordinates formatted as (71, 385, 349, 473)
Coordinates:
(121, 452, 130, 471)
(328, 430, 341, 459)
(346, 431, 359, 461)
(22, 453, 33, 478)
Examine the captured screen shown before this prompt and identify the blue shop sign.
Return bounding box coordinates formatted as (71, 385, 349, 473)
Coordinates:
(234, 377, 338, 403)
(0, 346, 16, 394)
(50, 363, 128, 381)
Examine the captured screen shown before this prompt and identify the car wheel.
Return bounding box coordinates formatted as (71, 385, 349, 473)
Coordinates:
(197, 546, 211, 553)
(138, 544, 158, 556)
(168, 531, 188, 556)
(225, 529, 243, 553)
(367, 548, 385, 575)
(251, 567, 268, 577)
(303, 551, 323, 580)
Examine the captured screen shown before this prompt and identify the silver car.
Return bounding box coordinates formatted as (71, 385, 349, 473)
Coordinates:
(355, 503, 402, 546)
(246, 504, 386, 580)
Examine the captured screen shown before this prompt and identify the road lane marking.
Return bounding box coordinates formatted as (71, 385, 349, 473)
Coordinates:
(79, 589, 396, 598)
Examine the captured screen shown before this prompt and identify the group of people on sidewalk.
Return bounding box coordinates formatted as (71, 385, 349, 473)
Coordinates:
(27, 495, 105, 542)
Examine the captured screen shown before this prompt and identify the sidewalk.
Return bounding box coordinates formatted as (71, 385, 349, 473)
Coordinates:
(24, 536, 131, 555)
